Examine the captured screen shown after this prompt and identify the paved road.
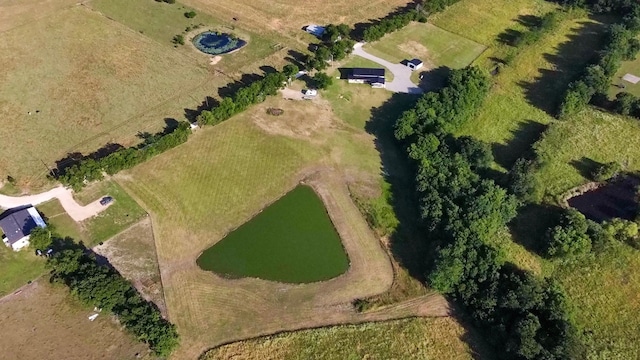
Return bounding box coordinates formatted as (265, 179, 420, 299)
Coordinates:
(0, 186, 111, 222)
(352, 43, 423, 94)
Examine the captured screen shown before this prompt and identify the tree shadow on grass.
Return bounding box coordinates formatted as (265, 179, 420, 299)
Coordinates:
(517, 18, 609, 115)
(492, 119, 547, 169)
(418, 66, 451, 92)
(508, 203, 563, 255)
(364, 92, 497, 359)
(569, 156, 602, 180)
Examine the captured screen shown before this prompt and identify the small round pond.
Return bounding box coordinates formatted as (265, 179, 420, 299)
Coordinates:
(192, 31, 246, 55)
(197, 185, 349, 283)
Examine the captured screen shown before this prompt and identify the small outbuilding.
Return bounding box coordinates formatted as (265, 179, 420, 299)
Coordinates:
(347, 68, 386, 88)
(407, 58, 424, 71)
(0, 206, 47, 251)
(304, 24, 325, 38)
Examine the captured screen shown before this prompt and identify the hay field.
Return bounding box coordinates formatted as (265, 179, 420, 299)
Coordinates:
(181, 0, 411, 39)
(0, 0, 77, 33)
(0, 5, 209, 188)
(0, 280, 150, 360)
(203, 317, 492, 360)
(115, 93, 451, 358)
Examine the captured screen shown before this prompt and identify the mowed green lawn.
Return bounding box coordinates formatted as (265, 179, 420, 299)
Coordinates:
(0, 5, 208, 188)
(203, 317, 494, 360)
(609, 57, 640, 98)
(0, 246, 45, 297)
(364, 22, 486, 69)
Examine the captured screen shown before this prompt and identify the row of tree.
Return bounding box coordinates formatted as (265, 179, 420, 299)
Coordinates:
(41, 232, 178, 356)
(558, 1, 640, 119)
(57, 121, 192, 190)
(195, 71, 287, 126)
(395, 67, 583, 359)
(305, 0, 462, 71)
(55, 70, 289, 190)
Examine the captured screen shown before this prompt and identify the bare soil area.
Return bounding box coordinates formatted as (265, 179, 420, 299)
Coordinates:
(93, 218, 166, 315)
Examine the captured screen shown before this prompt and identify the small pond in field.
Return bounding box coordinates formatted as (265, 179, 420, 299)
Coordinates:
(192, 31, 246, 55)
(197, 185, 349, 283)
(568, 176, 640, 222)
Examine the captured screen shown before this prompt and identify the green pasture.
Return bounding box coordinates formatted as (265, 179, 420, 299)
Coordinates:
(197, 185, 349, 283)
(454, 15, 609, 170)
(533, 109, 640, 201)
(75, 181, 147, 245)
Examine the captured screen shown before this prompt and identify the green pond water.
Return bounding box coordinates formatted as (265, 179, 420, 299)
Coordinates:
(197, 185, 349, 283)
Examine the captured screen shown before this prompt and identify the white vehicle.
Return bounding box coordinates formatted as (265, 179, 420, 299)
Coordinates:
(302, 89, 318, 98)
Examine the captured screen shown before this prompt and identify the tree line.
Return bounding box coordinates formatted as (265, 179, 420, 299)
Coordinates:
(31, 229, 179, 357)
(395, 67, 583, 359)
(558, 1, 640, 119)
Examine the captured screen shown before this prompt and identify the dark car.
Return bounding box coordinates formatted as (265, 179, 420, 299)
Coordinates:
(100, 196, 114, 206)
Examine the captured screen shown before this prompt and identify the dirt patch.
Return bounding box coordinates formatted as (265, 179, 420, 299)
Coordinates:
(252, 96, 335, 141)
(209, 55, 222, 65)
(398, 41, 434, 67)
(93, 218, 166, 315)
(0, 280, 150, 359)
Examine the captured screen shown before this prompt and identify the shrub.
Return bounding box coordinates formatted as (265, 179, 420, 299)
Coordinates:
(184, 11, 197, 18)
(614, 92, 637, 115)
(545, 209, 592, 258)
(282, 64, 299, 78)
(312, 72, 333, 89)
(172, 34, 185, 45)
(507, 157, 537, 202)
(590, 161, 621, 182)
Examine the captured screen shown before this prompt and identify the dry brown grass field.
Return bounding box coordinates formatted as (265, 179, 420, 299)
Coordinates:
(0, 0, 77, 32)
(203, 317, 491, 360)
(0, 5, 210, 189)
(116, 92, 449, 358)
(0, 280, 151, 360)
(182, 0, 412, 40)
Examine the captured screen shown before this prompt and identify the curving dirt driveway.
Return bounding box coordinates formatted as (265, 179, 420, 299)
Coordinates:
(0, 186, 111, 222)
(352, 43, 423, 94)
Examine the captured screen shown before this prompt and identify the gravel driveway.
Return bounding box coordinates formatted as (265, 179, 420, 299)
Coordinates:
(0, 186, 111, 222)
(352, 43, 423, 94)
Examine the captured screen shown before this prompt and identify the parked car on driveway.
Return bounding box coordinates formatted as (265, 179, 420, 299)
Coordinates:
(100, 196, 114, 206)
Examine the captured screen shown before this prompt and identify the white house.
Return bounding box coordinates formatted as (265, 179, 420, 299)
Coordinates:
(0, 206, 46, 251)
(407, 58, 424, 71)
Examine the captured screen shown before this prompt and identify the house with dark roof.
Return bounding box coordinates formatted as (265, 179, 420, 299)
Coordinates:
(347, 68, 386, 88)
(0, 206, 46, 251)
